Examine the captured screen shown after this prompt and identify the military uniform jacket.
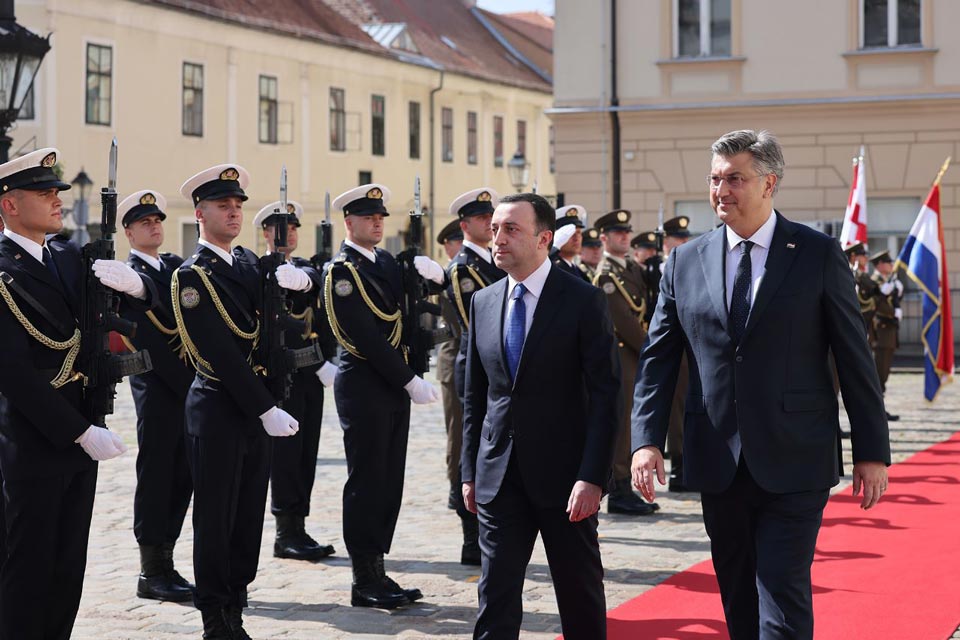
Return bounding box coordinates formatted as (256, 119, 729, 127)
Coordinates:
(579, 262, 596, 283)
(444, 245, 505, 330)
(122, 252, 194, 399)
(0, 234, 155, 479)
(283, 256, 338, 371)
(871, 272, 902, 350)
(173, 245, 274, 429)
(325, 243, 415, 393)
(594, 255, 648, 355)
(552, 255, 591, 283)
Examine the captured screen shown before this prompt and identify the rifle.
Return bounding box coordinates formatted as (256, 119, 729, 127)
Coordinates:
(78, 138, 152, 425)
(395, 176, 449, 375)
(256, 166, 323, 404)
(310, 191, 333, 270)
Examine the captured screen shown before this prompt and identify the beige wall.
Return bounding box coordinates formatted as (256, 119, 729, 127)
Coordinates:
(13, 0, 555, 262)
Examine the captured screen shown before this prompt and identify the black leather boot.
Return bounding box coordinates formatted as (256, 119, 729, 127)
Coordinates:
(223, 604, 252, 640)
(200, 608, 233, 640)
(459, 513, 481, 566)
(274, 514, 335, 561)
(377, 554, 423, 602)
(137, 544, 194, 602)
(607, 478, 659, 515)
(668, 456, 691, 492)
(160, 542, 196, 593)
(350, 556, 409, 609)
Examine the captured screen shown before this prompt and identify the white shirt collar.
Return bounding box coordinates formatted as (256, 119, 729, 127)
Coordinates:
(344, 239, 376, 263)
(3, 228, 45, 264)
(603, 251, 627, 268)
(130, 248, 162, 272)
(507, 256, 552, 299)
(726, 210, 777, 253)
(198, 238, 234, 265)
(462, 240, 492, 264)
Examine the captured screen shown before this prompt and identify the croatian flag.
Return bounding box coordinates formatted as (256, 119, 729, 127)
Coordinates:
(840, 147, 868, 248)
(896, 173, 955, 401)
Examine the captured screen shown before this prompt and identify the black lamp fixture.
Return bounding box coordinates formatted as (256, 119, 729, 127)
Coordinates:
(507, 150, 530, 193)
(0, 0, 51, 163)
(70, 167, 93, 245)
(71, 167, 92, 201)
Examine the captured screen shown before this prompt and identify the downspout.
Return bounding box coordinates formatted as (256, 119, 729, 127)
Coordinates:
(610, 0, 621, 209)
(429, 70, 445, 257)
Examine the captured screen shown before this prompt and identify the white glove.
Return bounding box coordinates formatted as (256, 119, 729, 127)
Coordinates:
(894, 280, 904, 295)
(404, 375, 440, 404)
(315, 361, 338, 387)
(276, 263, 312, 292)
(259, 406, 299, 437)
(879, 282, 894, 295)
(93, 259, 146, 298)
(553, 225, 577, 250)
(894, 308, 903, 321)
(76, 425, 127, 461)
(413, 255, 445, 284)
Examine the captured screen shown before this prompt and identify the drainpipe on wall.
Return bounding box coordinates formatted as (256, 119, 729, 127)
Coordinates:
(610, 0, 621, 209)
(429, 70, 445, 257)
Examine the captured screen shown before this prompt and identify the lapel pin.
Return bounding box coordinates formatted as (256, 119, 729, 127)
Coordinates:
(786, 243, 796, 249)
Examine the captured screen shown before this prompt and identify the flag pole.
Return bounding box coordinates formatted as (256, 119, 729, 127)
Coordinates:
(932, 157, 952, 187)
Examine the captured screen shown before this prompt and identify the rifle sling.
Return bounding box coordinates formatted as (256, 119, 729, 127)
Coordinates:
(0, 272, 75, 339)
(203, 270, 256, 328)
(353, 266, 394, 312)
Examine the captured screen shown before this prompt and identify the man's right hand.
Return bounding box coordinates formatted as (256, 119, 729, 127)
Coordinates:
(462, 481, 477, 515)
(631, 446, 666, 503)
(259, 406, 299, 437)
(76, 425, 127, 461)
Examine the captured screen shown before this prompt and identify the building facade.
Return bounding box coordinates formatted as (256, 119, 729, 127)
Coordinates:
(551, 0, 959, 348)
(13, 0, 555, 261)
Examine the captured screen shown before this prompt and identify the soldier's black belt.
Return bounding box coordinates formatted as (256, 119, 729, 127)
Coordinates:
(0, 271, 75, 339)
(109, 350, 153, 378)
(286, 343, 324, 370)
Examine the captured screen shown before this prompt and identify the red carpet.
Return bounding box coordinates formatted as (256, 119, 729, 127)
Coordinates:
(594, 433, 960, 640)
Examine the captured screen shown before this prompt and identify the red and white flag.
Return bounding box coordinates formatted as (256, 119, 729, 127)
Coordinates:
(839, 146, 868, 248)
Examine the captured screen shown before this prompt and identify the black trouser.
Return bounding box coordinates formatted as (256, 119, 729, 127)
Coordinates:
(186, 427, 270, 611)
(131, 374, 192, 545)
(271, 371, 323, 517)
(700, 460, 829, 640)
(475, 455, 606, 640)
(1, 465, 97, 640)
(338, 395, 410, 558)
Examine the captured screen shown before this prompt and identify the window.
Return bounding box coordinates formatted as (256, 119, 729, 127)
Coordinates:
(330, 87, 345, 151)
(371, 95, 385, 156)
(181, 220, 199, 259)
(493, 115, 504, 167)
(467, 111, 478, 165)
(441, 107, 453, 163)
(259, 75, 278, 144)
(358, 170, 372, 185)
(862, 0, 921, 48)
(182, 63, 203, 136)
(18, 84, 34, 120)
(516, 119, 527, 156)
(408, 101, 420, 159)
(549, 125, 555, 174)
(675, 0, 731, 57)
(85, 43, 112, 125)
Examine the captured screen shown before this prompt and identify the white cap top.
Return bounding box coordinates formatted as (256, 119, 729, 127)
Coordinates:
(555, 205, 586, 223)
(119, 189, 167, 227)
(331, 183, 391, 216)
(254, 200, 303, 227)
(0, 147, 71, 193)
(449, 187, 499, 218)
(179, 163, 250, 204)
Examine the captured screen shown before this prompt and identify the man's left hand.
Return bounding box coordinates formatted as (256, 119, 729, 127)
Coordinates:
(93, 259, 146, 298)
(566, 481, 602, 522)
(413, 255, 445, 284)
(852, 461, 888, 510)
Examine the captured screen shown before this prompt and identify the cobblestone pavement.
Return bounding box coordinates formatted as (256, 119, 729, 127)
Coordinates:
(71, 371, 958, 639)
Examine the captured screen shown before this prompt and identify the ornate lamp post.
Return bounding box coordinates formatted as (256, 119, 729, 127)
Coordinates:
(70, 168, 92, 245)
(507, 150, 530, 193)
(0, 0, 50, 163)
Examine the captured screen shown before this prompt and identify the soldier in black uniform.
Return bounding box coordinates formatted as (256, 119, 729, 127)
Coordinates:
(870, 250, 903, 422)
(173, 164, 308, 639)
(254, 199, 340, 561)
(0, 147, 157, 639)
(845, 242, 879, 341)
(630, 229, 658, 266)
(631, 230, 662, 326)
(579, 227, 603, 281)
(325, 183, 447, 609)
(442, 187, 506, 565)
(551, 204, 591, 282)
(118, 189, 195, 603)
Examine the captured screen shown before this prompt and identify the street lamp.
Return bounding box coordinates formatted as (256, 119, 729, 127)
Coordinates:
(70, 167, 92, 245)
(0, 0, 51, 163)
(507, 150, 529, 193)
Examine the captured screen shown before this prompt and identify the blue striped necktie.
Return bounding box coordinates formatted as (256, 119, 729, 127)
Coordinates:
(505, 283, 527, 380)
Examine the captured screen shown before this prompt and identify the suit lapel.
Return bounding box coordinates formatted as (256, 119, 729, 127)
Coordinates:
(740, 213, 800, 344)
(490, 278, 511, 381)
(513, 266, 564, 385)
(698, 227, 728, 333)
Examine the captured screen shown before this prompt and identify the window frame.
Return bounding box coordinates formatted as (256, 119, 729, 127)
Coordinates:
(516, 119, 527, 157)
(258, 74, 278, 145)
(860, 0, 923, 49)
(467, 111, 478, 165)
(493, 115, 504, 168)
(371, 94, 385, 156)
(85, 42, 113, 126)
(329, 87, 346, 152)
(672, 0, 732, 58)
(441, 107, 453, 163)
(408, 100, 421, 160)
(182, 61, 204, 137)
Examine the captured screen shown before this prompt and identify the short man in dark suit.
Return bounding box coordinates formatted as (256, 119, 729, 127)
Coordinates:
(632, 130, 891, 640)
(119, 189, 195, 602)
(462, 193, 621, 639)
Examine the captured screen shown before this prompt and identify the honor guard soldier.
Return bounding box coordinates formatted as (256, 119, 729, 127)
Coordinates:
(551, 205, 591, 282)
(579, 227, 603, 281)
(118, 189, 196, 602)
(631, 229, 658, 266)
(0, 148, 157, 638)
(174, 164, 306, 639)
(632, 230, 661, 325)
(254, 200, 340, 561)
(870, 250, 903, 421)
(443, 187, 505, 565)
(325, 184, 446, 608)
(594, 210, 658, 515)
(845, 242, 879, 341)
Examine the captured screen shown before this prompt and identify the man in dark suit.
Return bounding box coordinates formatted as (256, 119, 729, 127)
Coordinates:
(462, 193, 621, 640)
(119, 189, 195, 603)
(632, 130, 891, 640)
(0, 147, 156, 639)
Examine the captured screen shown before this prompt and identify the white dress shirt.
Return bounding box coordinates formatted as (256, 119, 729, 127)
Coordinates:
(344, 239, 376, 263)
(504, 256, 552, 344)
(198, 239, 234, 266)
(130, 248, 162, 272)
(725, 210, 777, 310)
(463, 240, 492, 264)
(3, 229, 45, 264)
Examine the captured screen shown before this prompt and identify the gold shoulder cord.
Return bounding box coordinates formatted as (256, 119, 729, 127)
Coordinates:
(0, 277, 81, 388)
(450, 264, 486, 329)
(191, 266, 259, 340)
(324, 262, 402, 359)
(289, 306, 316, 340)
(171, 269, 219, 379)
(594, 271, 646, 316)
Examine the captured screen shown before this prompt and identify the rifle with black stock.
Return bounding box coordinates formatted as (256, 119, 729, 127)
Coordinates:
(256, 166, 323, 404)
(395, 176, 450, 375)
(310, 191, 334, 271)
(78, 138, 153, 425)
